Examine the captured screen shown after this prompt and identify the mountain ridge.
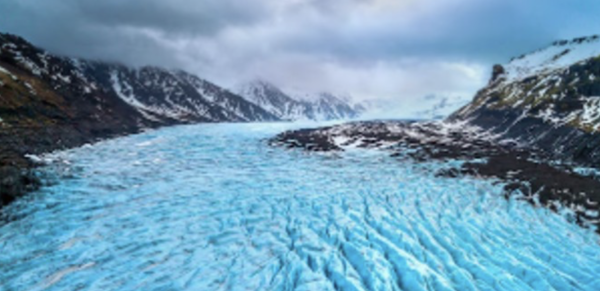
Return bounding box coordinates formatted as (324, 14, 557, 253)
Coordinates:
(236, 80, 364, 121)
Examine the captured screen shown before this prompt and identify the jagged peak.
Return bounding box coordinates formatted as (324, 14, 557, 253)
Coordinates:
(234, 79, 364, 121)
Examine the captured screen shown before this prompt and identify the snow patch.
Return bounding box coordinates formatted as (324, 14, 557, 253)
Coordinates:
(505, 36, 600, 83)
(0, 65, 17, 80)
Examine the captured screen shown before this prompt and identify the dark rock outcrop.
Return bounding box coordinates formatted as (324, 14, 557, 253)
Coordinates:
(490, 64, 505, 83)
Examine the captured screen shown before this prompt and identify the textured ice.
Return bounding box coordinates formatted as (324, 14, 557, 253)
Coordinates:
(1, 123, 599, 291)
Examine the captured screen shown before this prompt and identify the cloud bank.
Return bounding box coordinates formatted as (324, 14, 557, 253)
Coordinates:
(1, 0, 600, 107)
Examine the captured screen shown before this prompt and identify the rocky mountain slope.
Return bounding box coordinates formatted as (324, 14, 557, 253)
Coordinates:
(0, 33, 278, 206)
(450, 35, 600, 167)
(236, 81, 363, 121)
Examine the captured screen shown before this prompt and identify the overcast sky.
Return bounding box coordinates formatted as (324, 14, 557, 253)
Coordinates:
(1, 0, 600, 105)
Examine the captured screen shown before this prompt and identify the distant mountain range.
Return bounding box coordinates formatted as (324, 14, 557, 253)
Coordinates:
(235, 80, 364, 121)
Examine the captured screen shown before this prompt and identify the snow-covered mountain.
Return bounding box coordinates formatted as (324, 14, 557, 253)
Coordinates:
(235, 80, 313, 121)
(0, 33, 278, 129)
(297, 92, 364, 121)
(236, 81, 364, 121)
(451, 34, 600, 166)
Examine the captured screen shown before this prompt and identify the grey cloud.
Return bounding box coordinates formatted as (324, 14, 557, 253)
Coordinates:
(0, 0, 599, 103)
(72, 0, 268, 37)
(0, 0, 270, 66)
(2, 0, 599, 67)
(274, 0, 600, 65)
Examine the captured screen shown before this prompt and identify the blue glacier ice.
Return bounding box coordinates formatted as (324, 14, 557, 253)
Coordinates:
(1, 123, 599, 291)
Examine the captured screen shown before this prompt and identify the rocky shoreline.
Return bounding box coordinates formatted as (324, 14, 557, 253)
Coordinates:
(271, 120, 600, 233)
(0, 123, 150, 207)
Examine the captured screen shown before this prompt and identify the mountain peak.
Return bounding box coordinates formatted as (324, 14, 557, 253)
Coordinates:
(235, 81, 364, 121)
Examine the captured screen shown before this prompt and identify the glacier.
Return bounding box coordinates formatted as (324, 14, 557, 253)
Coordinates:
(0, 123, 599, 291)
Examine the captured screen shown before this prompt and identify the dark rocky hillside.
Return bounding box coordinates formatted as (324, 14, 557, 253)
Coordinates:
(0, 33, 278, 207)
(450, 36, 600, 167)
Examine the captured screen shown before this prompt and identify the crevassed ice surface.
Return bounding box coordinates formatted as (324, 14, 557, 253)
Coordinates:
(1, 123, 600, 291)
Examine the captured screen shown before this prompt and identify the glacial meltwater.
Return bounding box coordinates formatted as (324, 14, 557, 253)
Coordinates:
(1, 123, 599, 291)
